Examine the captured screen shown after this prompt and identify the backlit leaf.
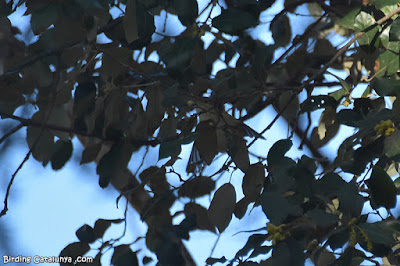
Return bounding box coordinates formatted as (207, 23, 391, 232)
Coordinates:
(270, 14, 291, 47)
(212, 9, 258, 35)
(208, 183, 236, 233)
(367, 167, 397, 209)
(111, 245, 139, 266)
(50, 139, 73, 170)
(76, 224, 96, 243)
(242, 162, 265, 202)
(260, 191, 302, 224)
(59, 242, 90, 264)
(123, 0, 138, 43)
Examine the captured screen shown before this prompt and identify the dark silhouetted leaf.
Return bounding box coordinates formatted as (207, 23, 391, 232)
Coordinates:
(159, 133, 197, 160)
(234, 197, 250, 219)
(327, 227, 349, 250)
(208, 183, 236, 233)
(260, 191, 302, 224)
(336, 109, 363, 127)
(372, 77, 400, 96)
(27, 126, 54, 164)
(235, 234, 269, 258)
(212, 9, 258, 35)
(338, 180, 364, 217)
(76, 224, 96, 243)
(270, 14, 291, 47)
(267, 139, 292, 166)
(301, 96, 337, 113)
(359, 221, 398, 247)
(206, 256, 227, 265)
(80, 142, 102, 164)
(193, 121, 218, 165)
(97, 140, 133, 188)
(178, 176, 215, 198)
(123, 0, 138, 43)
(184, 202, 216, 233)
(270, 239, 304, 265)
(111, 245, 139, 266)
(93, 219, 113, 239)
(305, 209, 339, 227)
(50, 139, 73, 170)
(59, 242, 90, 266)
(367, 167, 397, 209)
(172, 0, 198, 26)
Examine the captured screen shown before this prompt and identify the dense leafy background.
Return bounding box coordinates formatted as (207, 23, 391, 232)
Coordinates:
(2, 0, 400, 265)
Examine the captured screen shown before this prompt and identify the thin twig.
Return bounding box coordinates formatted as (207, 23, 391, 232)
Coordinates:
(0, 149, 31, 217)
(305, 6, 400, 89)
(0, 123, 23, 145)
(209, 234, 221, 258)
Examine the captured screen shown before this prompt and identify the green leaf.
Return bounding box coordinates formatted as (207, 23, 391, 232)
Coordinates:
(372, 0, 399, 9)
(76, 224, 97, 243)
(336, 109, 363, 127)
(301, 96, 337, 112)
(260, 191, 302, 224)
(267, 139, 292, 166)
(367, 167, 397, 209)
(50, 139, 73, 170)
(338, 180, 364, 217)
(314, 173, 347, 195)
(270, 14, 292, 47)
(123, 0, 139, 43)
(208, 183, 236, 233)
(136, 2, 155, 39)
(270, 239, 304, 265)
(359, 221, 398, 247)
(327, 227, 349, 250)
(305, 209, 339, 227)
(158, 37, 198, 75)
(384, 130, 400, 158)
(380, 25, 400, 52)
(337, 8, 361, 29)
(354, 11, 379, 46)
(390, 17, 400, 41)
(172, 0, 198, 26)
(372, 77, 400, 96)
(375, 50, 400, 77)
(31, 4, 59, 35)
(212, 8, 258, 35)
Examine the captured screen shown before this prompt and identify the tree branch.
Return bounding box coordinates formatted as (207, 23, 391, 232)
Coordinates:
(304, 6, 400, 89)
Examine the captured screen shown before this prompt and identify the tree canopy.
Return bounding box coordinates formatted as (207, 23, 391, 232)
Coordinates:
(2, 0, 400, 265)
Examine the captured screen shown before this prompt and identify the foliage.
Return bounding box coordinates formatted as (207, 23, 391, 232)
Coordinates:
(2, 0, 400, 265)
